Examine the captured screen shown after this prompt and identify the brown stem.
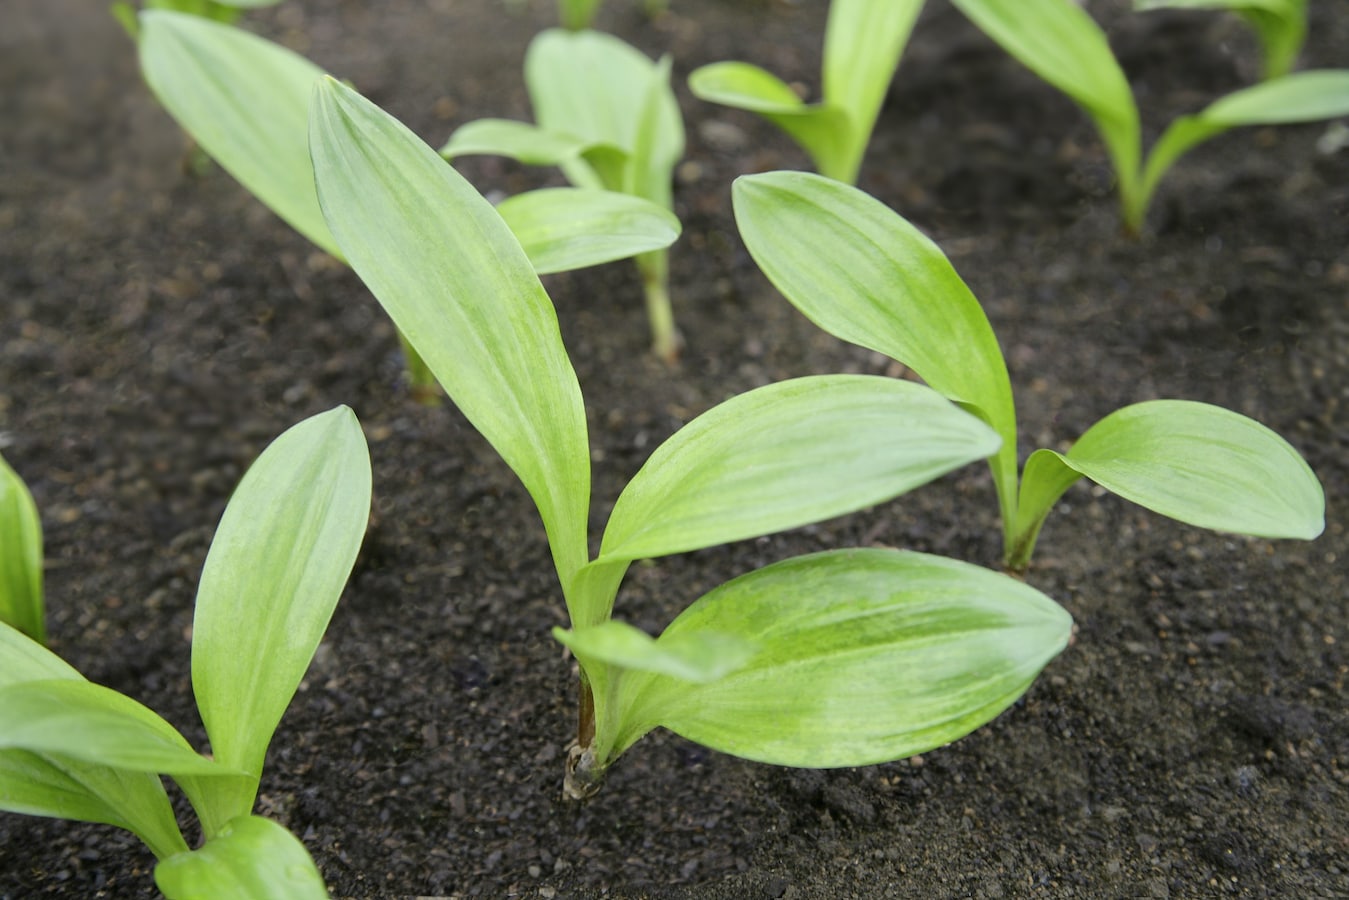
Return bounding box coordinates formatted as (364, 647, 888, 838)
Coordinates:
(563, 673, 603, 800)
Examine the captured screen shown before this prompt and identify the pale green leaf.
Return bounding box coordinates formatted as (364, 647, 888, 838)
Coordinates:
(0, 680, 233, 777)
(309, 79, 591, 591)
(1056, 400, 1324, 539)
(688, 63, 852, 181)
(820, 0, 923, 181)
(0, 749, 189, 860)
(0, 621, 79, 686)
(439, 118, 599, 167)
(599, 375, 1000, 562)
(0, 454, 44, 643)
(497, 188, 680, 275)
(192, 407, 370, 819)
(155, 815, 329, 900)
(526, 28, 659, 155)
(0, 627, 188, 858)
(625, 549, 1071, 767)
(139, 11, 338, 257)
(952, 0, 1141, 204)
(626, 53, 683, 210)
(553, 620, 755, 684)
(732, 172, 1020, 540)
(1133, 0, 1305, 78)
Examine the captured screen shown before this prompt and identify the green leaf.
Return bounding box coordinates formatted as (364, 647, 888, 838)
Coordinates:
(191, 407, 370, 824)
(732, 172, 1020, 544)
(558, 0, 603, 30)
(139, 11, 338, 257)
(599, 375, 1001, 563)
(0, 680, 233, 777)
(553, 620, 755, 684)
(0, 625, 187, 860)
(155, 815, 329, 900)
(621, 549, 1071, 767)
(1133, 0, 1305, 78)
(626, 53, 683, 210)
(1136, 70, 1349, 228)
(0, 454, 44, 643)
(1040, 399, 1324, 539)
(820, 0, 924, 182)
(497, 188, 680, 275)
(439, 118, 601, 168)
(0, 621, 79, 686)
(687, 63, 852, 182)
(309, 79, 591, 593)
(951, 0, 1141, 210)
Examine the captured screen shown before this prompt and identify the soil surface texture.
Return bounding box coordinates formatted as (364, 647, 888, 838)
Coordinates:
(2, 0, 1346, 897)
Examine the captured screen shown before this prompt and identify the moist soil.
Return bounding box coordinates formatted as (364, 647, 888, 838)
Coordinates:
(2, 0, 1346, 897)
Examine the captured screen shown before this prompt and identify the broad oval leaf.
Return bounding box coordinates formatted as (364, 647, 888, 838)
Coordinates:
(1059, 399, 1324, 539)
(310, 79, 591, 590)
(732, 172, 1020, 532)
(139, 10, 338, 257)
(192, 407, 370, 799)
(155, 815, 329, 900)
(599, 375, 1000, 562)
(497, 188, 680, 274)
(629, 549, 1071, 767)
(0, 680, 232, 777)
(0, 456, 44, 643)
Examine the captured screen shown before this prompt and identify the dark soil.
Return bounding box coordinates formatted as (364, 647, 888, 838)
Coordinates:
(2, 0, 1346, 897)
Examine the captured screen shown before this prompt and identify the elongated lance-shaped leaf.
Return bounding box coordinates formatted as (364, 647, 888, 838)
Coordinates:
(594, 549, 1071, 769)
(733, 172, 1020, 548)
(1132, 70, 1349, 230)
(497, 188, 680, 275)
(601, 375, 1000, 562)
(687, 63, 853, 181)
(440, 119, 603, 170)
(0, 680, 238, 778)
(1134, 0, 1306, 80)
(155, 814, 329, 900)
(820, 0, 924, 183)
(0, 624, 187, 860)
(1010, 399, 1324, 569)
(309, 80, 591, 594)
(626, 53, 683, 210)
(139, 10, 339, 257)
(952, 0, 1142, 213)
(0, 453, 44, 643)
(191, 407, 370, 827)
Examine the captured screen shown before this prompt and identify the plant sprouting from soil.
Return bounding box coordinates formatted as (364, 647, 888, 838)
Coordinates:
(441, 28, 686, 362)
(689, 0, 923, 185)
(311, 77, 1072, 799)
(951, 0, 1349, 233)
(0, 407, 370, 899)
(733, 170, 1326, 573)
(0, 453, 44, 645)
(1134, 0, 1307, 81)
(134, 11, 679, 401)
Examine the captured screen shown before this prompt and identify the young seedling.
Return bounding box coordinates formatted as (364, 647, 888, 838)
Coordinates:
(312, 77, 1072, 798)
(0, 407, 371, 899)
(441, 28, 686, 361)
(950, 0, 1349, 233)
(135, 11, 678, 400)
(0, 453, 44, 644)
(732, 170, 1325, 574)
(1134, 0, 1308, 81)
(688, 0, 923, 185)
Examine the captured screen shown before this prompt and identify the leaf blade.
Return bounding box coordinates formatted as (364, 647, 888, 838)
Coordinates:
(497, 188, 680, 275)
(309, 78, 592, 594)
(0, 454, 44, 643)
(599, 375, 1000, 562)
(155, 815, 329, 900)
